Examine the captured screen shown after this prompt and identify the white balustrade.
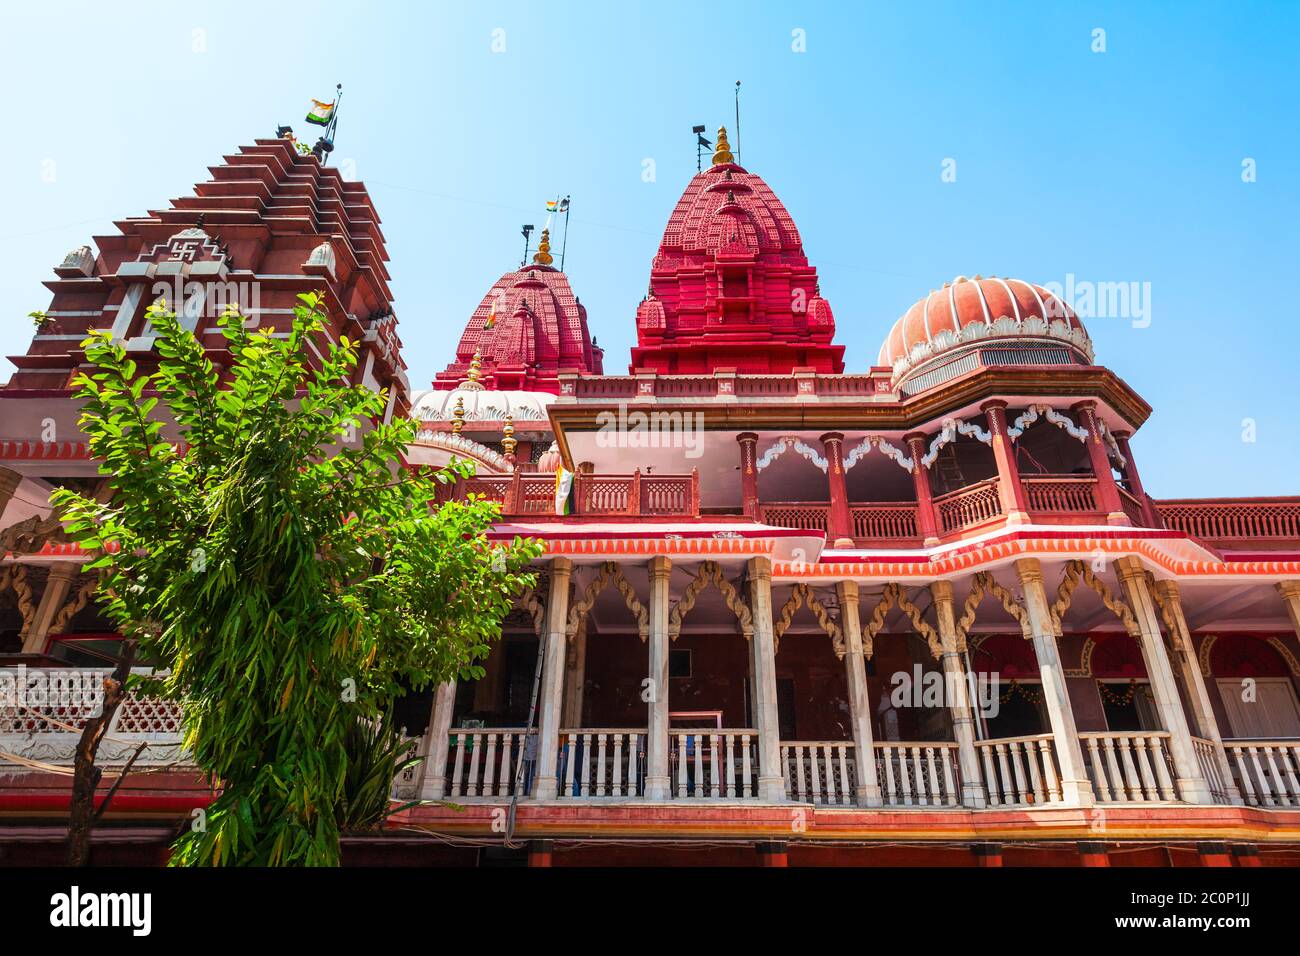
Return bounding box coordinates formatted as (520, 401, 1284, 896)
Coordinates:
(1226, 740, 1300, 808)
(975, 734, 1061, 807)
(781, 741, 856, 805)
(558, 730, 646, 798)
(669, 730, 758, 799)
(443, 729, 529, 800)
(1191, 736, 1231, 805)
(1080, 731, 1177, 802)
(873, 742, 961, 807)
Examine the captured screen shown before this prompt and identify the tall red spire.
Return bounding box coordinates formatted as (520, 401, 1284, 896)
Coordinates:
(629, 128, 844, 375)
(433, 251, 603, 393)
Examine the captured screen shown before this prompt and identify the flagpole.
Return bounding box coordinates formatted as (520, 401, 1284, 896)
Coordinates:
(323, 83, 342, 165)
(559, 196, 571, 273)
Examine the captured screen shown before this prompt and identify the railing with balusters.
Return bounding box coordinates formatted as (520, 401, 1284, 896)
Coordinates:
(1155, 498, 1300, 544)
(1081, 731, 1178, 802)
(975, 734, 1062, 806)
(1191, 736, 1232, 805)
(669, 730, 759, 799)
(1022, 475, 1099, 514)
(558, 730, 646, 798)
(0, 667, 186, 768)
(849, 504, 919, 542)
(781, 741, 857, 805)
(1224, 740, 1300, 807)
(757, 503, 830, 534)
(447, 469, 701, 518)
(442, 728, 529, 800)
(934, 479, 1003, 534)
(874, 742, 962, 806)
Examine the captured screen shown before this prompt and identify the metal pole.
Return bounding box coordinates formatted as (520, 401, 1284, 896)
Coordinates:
(559, 198, 571, 273)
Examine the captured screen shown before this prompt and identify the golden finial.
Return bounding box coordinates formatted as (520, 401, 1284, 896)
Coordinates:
(532, 228, 554, 266)
(711, 126, 734, 165)
(451, 396, 466, 433)
(501, 415, 518, 458)
(461, 350, 486, 390)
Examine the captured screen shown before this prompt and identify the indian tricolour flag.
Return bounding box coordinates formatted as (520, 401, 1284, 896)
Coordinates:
(306, 99, 335, 126)
(554, 468, 574, 515)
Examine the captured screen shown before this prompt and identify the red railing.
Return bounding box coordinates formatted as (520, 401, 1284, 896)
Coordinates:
(1023, 475, 1099, 514)
(851, 504, 919, 541)
(934, 479, 1003, 534)
(1156, 498, 1300, 544)
(758, 502, 919, 542)
(757, 502, 830, 533)
(452, 469, 700, 518)
(1116, 486, 1147, 526)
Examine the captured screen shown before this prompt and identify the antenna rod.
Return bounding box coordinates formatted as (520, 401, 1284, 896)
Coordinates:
(734, 80, 741, 164)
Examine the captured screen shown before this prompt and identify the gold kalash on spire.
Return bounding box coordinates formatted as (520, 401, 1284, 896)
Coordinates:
(711, 126, 734, 165)
(532, 228, 554, 266)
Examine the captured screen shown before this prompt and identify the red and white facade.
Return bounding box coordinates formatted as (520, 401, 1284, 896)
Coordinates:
(3, 134, 1300, 867)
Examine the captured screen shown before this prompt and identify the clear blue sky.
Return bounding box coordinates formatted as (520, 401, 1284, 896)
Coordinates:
(1, 1, 1296, 497)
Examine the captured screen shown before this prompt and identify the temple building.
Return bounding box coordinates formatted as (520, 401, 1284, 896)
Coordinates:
(2, 132, 1300, 867)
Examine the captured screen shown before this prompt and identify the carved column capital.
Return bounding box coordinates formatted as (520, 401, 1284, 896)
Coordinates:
(930, 578, 955, 605)
(837, 579, 860, 605)
(1013, 556, 1044, 585)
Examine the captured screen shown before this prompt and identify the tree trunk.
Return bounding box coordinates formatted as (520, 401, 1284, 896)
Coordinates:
(66, 640, 136, 866)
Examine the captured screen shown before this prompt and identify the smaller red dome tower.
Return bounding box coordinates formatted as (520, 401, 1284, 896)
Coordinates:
(629, 127, 845, 375)
(433, 234, 603, 393)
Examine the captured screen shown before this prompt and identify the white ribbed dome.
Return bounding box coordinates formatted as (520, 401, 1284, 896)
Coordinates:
(409, 387, 553, 423)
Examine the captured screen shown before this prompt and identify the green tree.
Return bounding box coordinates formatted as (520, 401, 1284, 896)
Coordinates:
(53, 294, 539, 866)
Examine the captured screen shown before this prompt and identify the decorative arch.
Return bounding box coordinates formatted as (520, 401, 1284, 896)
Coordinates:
(842, 436, 913, 474)
(566, 561, 648, 641)
(1005, 404, 1088, 443)
(1201, 633, 1300, 679)
(861, 583, 941, 660)
(920, 416, 992, 469)
(754, 436, 827, 473)
(0, 564, 36, 637)
(669, 561, 752, 641)
(1049, 560, 1139, 638)
(1197, 633, 1217, 678)
(772, 582, 844, 658)
(515, 585, 546, 636)
(50, 573, 101, 635)
(956, 571, 1032, 646)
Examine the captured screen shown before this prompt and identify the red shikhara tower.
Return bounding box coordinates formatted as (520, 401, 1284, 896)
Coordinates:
(629, 127, 845, 374)
(4, 137, 409, 413)
(433, 229, 603, 393)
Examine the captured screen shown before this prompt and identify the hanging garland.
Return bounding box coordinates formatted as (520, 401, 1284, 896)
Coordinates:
(998, 680, 1045, 706)
(1095, 678, 1156, 706)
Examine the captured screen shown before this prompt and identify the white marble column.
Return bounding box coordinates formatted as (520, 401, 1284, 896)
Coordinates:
(748, 557, 786, 802)
(644, 555, 672, 799)
(1015, 558, 1095, 806)
(561, 618, 587, 728)
(533, 557, 573, 800)
(930, 580, 988, 808)
(836, 581, 882, 806)
(417, 680, 458, 801)
(1153, 578, 1242, 804)
(1115, 557, 1213, 803)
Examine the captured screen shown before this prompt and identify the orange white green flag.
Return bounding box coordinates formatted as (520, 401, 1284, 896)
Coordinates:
(305, 98, 335, 126)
